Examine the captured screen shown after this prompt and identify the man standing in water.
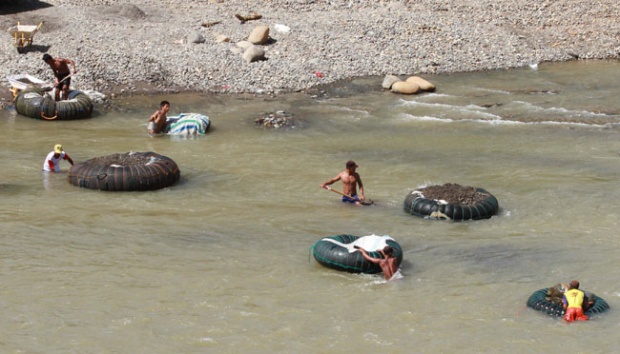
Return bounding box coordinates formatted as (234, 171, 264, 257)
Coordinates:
(354, 245, 401, 281)
(147, 100, 170, 135)
(562, 280, 589, 322)
(320, 160, 366, 204)
(42, 54, 77, 102)
(42, 144, 74, 172)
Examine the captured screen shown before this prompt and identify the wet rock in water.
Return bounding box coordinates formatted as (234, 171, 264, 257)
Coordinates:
(382, 75, 402, 90)
(391, 81, 420, 94)
(405, 76, 436, 92)
(255, 111, 298, 128)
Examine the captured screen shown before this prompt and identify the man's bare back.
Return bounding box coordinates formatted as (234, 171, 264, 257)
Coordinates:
(356, 245, 399, 281)
(378, 256, 399, 280)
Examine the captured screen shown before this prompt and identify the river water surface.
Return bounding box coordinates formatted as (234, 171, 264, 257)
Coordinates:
(1, 60, 620, 353)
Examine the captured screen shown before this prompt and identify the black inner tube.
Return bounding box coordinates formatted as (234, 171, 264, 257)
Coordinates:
(526, 288, 610, 317)
(67, 152, 180, 191)
(404, 186, 499, 221)
(312, 234, 403, 274)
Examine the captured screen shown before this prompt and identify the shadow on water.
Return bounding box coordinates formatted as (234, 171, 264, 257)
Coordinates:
(0, 0, 53, 15)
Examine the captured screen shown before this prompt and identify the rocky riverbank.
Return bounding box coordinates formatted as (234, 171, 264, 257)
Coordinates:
(2, 0, 619, 105)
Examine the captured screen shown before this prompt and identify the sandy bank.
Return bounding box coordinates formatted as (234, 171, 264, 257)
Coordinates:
(1, 0, 619, 105)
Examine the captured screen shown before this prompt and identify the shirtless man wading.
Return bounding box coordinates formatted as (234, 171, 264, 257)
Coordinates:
(320, 160, 366, 205)
(147, 100, 170, 135)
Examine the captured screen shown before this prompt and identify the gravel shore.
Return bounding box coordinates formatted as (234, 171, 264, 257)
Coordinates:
(2, 0, 619, 103)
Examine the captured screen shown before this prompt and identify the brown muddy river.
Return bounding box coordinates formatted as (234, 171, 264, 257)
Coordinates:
(1, 60, 619, 353)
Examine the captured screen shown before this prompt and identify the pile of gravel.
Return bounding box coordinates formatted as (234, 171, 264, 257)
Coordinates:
(1, 0, 619, 100)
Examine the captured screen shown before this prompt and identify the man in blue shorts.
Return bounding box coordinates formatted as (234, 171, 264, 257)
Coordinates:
(321, 160, 366, 205)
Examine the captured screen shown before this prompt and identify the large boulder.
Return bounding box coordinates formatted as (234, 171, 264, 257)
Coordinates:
(391, 81, 420, 94)
(406, 76, 436, 92)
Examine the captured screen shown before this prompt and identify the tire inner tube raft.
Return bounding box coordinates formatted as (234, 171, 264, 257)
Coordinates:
(14, 85, 93, 120)
(311, 234, 403, 274)
(526, 285, 610, 318)
(162, 113, 210, 135)
(68, 152, 180, 191)
(404, 183, 498, 221)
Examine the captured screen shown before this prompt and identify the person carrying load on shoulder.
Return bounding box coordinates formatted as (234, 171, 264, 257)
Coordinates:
(42, 54, 77, 102)
(42, 144, 74, 172)
(320, 160, 366, 205)
(562, 280, 589, 322)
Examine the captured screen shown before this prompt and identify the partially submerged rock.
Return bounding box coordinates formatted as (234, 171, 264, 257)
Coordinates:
(406, 76, 436, 92)
(382, 75, 401, 89)
(255, 110, 299, 128)
(391, 81, 419, 94)
(383, 74, 436, 94)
